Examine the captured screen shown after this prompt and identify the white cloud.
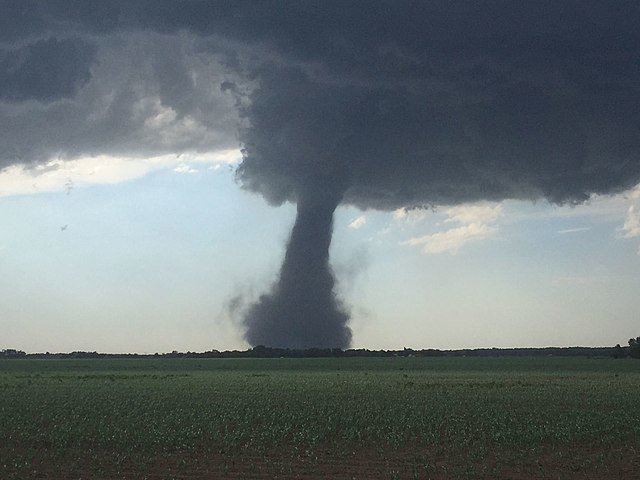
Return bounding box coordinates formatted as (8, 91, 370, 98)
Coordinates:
(392, 208, 407, 220)
(348, 215, 367, 229)
(392, 207, 428, 224)
(173, 163, 198, 174)
(558, 227, 592, 234)
(401, 222, 495, 254)
(401, 201, 502, 255)
(0, 149, 241, 197)
(393, 184, 640, 257)
(617, 190, 640, 254)
(444, 203, 503, 225)
(621, 205, 640, 238)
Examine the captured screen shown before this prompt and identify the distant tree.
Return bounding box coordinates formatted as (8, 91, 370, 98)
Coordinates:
(612, 344, 626, 359)
(629, 337, 640, 359)
(1, 349, 26, 358)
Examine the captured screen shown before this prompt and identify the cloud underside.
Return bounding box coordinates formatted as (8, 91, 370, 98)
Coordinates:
(232, 3, 640, 210)
(0, 149, 240, 197)
(0, 31, 240, 173)
(397, 184, 640, 255)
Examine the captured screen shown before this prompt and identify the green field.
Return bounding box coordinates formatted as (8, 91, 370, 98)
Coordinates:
(1, 357, 639, 479)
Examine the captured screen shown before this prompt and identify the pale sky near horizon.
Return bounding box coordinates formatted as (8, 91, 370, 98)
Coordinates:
(2, 156, 639, 353)
(2, 2, 640, 353)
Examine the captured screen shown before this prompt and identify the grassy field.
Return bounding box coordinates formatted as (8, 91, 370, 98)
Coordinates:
(1, 356, 639, 479)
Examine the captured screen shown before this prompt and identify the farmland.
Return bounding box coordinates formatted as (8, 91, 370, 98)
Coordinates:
(1, 357, 639, 479)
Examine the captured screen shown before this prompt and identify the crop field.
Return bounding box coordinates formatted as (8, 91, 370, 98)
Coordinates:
(1, 356, 639, 479)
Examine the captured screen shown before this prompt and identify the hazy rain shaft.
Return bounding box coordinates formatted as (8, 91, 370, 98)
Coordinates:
(2, 1, 640, 348)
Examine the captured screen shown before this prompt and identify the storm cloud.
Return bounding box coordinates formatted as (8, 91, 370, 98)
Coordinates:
(0, 37, 95, 102)
(4, 1, 639, 201)
(2, 1, 640, 347)
(234, 2, 640, 209)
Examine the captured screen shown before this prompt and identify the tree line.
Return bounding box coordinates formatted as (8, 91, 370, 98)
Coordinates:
(2, 340, 640, 359)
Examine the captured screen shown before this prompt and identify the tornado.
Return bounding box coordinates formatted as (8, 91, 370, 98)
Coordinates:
(10, 3, 640, 350)
(243, 186, 351, 349)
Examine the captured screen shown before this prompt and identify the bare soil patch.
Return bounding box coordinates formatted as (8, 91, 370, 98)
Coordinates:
(3, 441, 638, 479)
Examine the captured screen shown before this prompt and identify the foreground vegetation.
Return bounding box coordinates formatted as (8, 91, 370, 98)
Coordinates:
(1, 357, 639, 479)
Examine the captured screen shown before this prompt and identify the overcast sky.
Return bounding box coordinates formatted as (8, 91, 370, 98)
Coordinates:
(1, 1, 639, 352)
